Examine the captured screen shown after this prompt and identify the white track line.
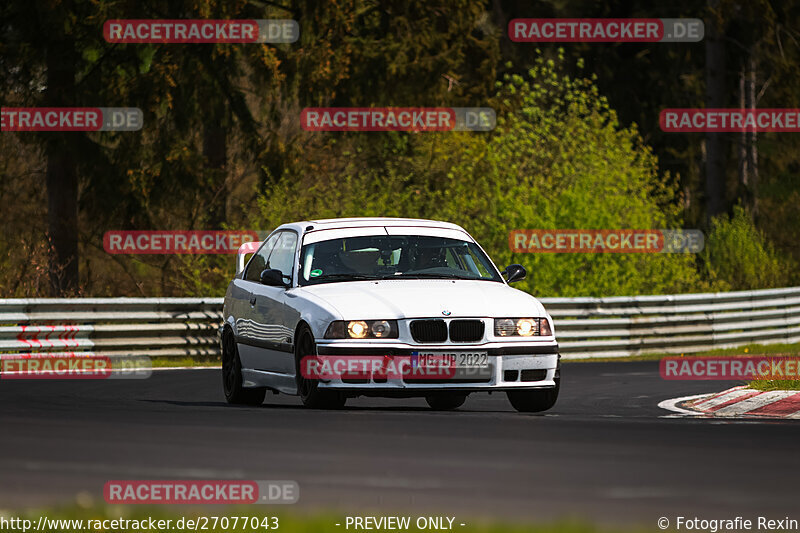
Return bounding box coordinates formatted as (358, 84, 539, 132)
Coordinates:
(150, 366, 220, 371)
(0, 366, 219, 376)
(657, 393, 712, 416)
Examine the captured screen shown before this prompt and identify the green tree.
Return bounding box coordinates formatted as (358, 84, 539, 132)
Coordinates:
(255, 52, 704, 296)
(701, 206, 791, 291)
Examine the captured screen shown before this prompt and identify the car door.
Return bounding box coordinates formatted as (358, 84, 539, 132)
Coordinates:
(235, 231, 280, 370)
(246, 230, 298, 374)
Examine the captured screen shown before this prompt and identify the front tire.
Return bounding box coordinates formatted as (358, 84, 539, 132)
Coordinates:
(295, 325, 346, 409)
(222, 330, 266, 406)
(506, 387, 559, 412)
(425, 393, 467, 411)
(508, 362, 560, 412)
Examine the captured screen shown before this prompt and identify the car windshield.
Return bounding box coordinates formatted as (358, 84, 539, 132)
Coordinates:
(298, 235, 503, 285)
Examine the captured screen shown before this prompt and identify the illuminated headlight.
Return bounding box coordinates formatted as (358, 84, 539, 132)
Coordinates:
(494, 318, 552, 337)
(347, 320, 368, 339)
(516, 319, 535, 336)
(324, 320, 399, 339)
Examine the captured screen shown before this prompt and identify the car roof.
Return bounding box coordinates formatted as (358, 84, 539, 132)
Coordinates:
(275, 217, 468, 234)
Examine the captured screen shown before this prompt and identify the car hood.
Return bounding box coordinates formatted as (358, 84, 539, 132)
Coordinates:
(295, 279, 547, 319)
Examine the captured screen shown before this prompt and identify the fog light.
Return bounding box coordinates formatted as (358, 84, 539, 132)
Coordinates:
(347, 320, 368, 339)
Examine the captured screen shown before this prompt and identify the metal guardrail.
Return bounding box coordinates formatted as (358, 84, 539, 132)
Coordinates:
(0, 298, 223, 359)
(544, 287, 800, 358)
(1, 287, 799, 360)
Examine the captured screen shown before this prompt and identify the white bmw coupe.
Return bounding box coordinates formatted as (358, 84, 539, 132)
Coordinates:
(221, 218, 560, 412)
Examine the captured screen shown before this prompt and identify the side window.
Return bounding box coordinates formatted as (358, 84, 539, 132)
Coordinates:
(266, 232, 298, 278)
(244, 233, 280, 282)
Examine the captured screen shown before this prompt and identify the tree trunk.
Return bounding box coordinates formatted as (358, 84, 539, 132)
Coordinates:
(203, 117, 228, 227)
(747, 56, 758, 217)
(200, 55, 228, 228)
(44, 37, 79, 295)
(738, 65, 748, 189)
(704, 0, 727, 224)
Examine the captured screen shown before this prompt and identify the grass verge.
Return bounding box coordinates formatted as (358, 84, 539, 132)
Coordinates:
(748, 379, 800, 391)
(0, 503, 652, 533)
(150, 356, 221, 368)
(562, 342, 800, 392)
(562, 342, 800, 364)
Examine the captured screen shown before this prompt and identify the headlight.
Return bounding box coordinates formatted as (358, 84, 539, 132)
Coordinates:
(494, 318, 552, 337)
(370, 320, 393, 338)
(516, 318, 535, 336)
(495, 318, 517, 336)
(347, 320, 369, 339)
(324, 320, 399, 339)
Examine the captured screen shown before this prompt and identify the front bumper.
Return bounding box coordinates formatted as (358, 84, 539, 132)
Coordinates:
(313, 341, 559, 392)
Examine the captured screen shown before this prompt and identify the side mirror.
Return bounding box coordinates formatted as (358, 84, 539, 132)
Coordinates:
(260, 269, 290, 287)
(501, 264, 526, 283)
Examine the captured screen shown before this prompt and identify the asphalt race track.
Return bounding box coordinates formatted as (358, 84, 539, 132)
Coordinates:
(1, 361, 798, 527)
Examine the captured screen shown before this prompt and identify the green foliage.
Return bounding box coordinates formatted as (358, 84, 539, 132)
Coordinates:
(750, 379, 800, 391)
(171, 255, 235, 297)
(2, 1, 797, 297)
(701, 206, 792, 291)
(255, 52, 704, 296)
(257, 168, 421, 229)
(419, 53, 703, 297)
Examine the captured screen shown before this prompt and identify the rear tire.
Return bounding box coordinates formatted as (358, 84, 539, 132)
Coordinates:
(295, 325, 346, 409)
(222, 330, 266, 406)
(425, 393, 467, 411)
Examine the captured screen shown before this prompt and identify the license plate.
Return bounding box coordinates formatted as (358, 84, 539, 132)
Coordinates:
(412, 351, 489, 369)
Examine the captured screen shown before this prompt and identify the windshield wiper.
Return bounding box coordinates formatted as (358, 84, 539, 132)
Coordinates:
(310, 273, 380, 282)
(385, 272, 470, 280)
